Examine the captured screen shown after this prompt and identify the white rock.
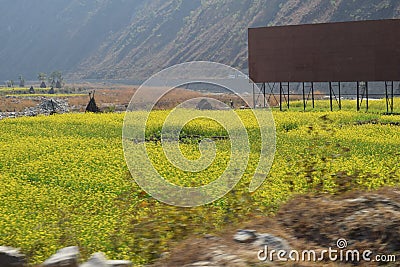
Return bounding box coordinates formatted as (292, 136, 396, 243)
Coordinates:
(233, 229, 257, 243)
(42, 246, 79, 267)
(80, 252, 132, 267)
(0, 246, 25, 267)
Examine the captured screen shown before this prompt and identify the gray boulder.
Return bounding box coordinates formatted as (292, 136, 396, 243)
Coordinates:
(80, 252, 132, 267)
(234, 230, 290, 250)
(0, 246, 25, 267)
(233, 229, 257, 243)
(80, 252, 107, 267)
(253, 233, 290, 251)
(42, 246, 79, 267)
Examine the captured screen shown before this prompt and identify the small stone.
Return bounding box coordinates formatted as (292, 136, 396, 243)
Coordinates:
(210, 249, 224, 256)
(253, 234, 290, 251)
(80, 252, 107, 267)
(223, 255, 238, 261)
(0, 246, 25, 267)
(213, 253, 238, 263)
(212, 254, 226, 262)
(160, 252, 170, 258)
(204, 234, 218, 240)
(80, 252, 132, 267)
(345, 197, 368, 203)
(233, 229, 257, 243)
(188, 261, 215, 266)
(42, 246, 79, 267)
(105, 259, 132, 267)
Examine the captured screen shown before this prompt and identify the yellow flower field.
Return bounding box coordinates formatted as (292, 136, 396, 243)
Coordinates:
(0, 110, 399, 265)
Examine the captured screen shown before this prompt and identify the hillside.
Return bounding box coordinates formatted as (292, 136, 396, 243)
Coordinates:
(1, 0, 399, 81)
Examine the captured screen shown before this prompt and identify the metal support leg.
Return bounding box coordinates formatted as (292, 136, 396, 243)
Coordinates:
(287, 82, 290, 109)
(366, 82, 369, 111)
(386, 81, 395, 114)
(357, 82, 360, 111)
(329, 82, 333, 111)
(264, 83, 267, 108)
(385, 81, 389, 113)
(252, 83, 256, 109)
(338, 82, 342, 110)
(391, 81, 394, 113)
(311, 82, 315, 109)
(302, 82, 306, 111)
(279, 82, 283, 111)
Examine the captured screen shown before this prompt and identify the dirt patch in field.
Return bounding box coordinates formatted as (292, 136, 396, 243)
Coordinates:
(0, 97, 39, 112)
(1, 85, 249, 113)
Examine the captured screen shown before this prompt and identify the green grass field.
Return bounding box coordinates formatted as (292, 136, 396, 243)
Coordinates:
(0, 108, 399, 265)
(6, 93, 86, 97)
(273, 98, 400, 113)
(0, 87, 86, 97)
(0, 87, 49, 92)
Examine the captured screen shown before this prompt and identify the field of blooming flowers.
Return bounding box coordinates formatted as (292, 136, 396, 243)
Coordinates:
(0, 106, 399, 265)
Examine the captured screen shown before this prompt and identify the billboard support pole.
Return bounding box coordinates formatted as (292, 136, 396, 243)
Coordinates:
(287, 82, 290, 109)
(385, 81, 395, 113)
(338, 82, 342, 110)
(311, 82, 315, 109)
(252, 83, 256, 109)
(302, 82, 306, 111)
(279, 82, 283, 111)
(329, 82, 333, 111)
(263, 83, 266, 108)
(385, 81, 389, 113)
(391, 81, 394, 113)
(366, 82, 369, 111)
(357, 82, 360, 111)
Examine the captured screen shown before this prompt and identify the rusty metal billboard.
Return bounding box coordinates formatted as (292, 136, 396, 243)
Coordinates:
(248, 19, 400, 83)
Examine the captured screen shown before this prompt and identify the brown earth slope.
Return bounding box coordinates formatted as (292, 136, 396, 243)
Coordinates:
(153, 188, 400, 266)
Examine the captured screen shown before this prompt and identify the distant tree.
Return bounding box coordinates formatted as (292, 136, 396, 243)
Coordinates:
(19, 75, 25, 87)
(38, 72, 46, 82)
(38, 72, 47, 88)
(49, 71, 63, 88)
(48, 72, 56, 87)
(48, 71, 64, 88)
(10, 80, 14, 88)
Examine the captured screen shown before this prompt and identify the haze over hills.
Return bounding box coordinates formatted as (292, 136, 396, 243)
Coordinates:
(1, 0, 399, 82)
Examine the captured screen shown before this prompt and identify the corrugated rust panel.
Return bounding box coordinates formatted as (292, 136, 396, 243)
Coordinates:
(248, 19, 400, 83)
